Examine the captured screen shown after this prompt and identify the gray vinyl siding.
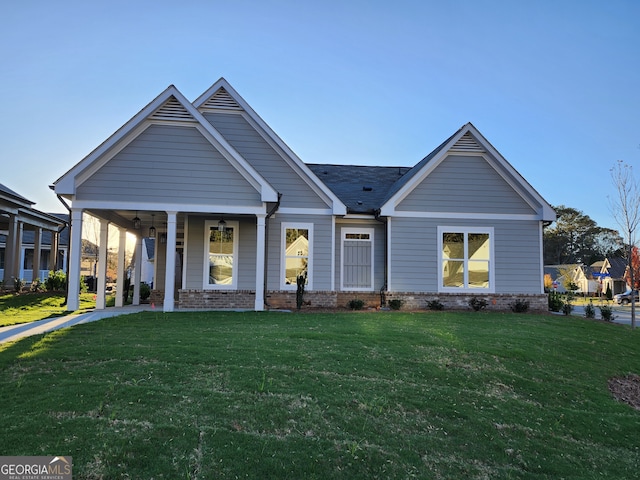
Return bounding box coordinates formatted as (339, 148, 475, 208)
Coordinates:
(203, 112, 330, 210)
(76, 124, 262, 206)
(390, 217, 542, 294)
(397, 154, 537, 214)
(335, 221, 386, 291)
(265, 213, 333, 291)
(183, 215, 257, 290)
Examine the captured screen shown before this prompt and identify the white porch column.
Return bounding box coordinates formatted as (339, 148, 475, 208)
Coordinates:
(4, 214, 17, 282)
(132, 235, 143, 306)
(163, 211, 177, 312)
(67, 209, 83, 311)
(32, 227, 42, 282)
(255, 214, 266, 311)
(115, 228, 127, 307)
(96, 218, 109, 310)
(14, 223, 24, 282)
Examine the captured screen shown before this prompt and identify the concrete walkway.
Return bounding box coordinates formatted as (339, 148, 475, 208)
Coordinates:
(0, 306, 153, 344)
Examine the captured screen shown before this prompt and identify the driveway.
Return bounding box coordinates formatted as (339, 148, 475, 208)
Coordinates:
(0, 306, 153, 344)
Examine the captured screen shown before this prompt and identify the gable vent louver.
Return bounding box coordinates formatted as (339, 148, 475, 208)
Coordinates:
(451, 132, 485, 152)
(200, 88, 243, 111)
(150, 97, 195, 122)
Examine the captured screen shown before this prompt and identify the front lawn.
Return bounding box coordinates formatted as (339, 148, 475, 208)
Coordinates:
(0, 311, 639, 479)
(0, 292, 97, 326)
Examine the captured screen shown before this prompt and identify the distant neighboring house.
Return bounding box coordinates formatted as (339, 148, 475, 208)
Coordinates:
(598, 257, 628, 295)
(52, 78, 556, 312)
(544, 264, 599, 295)
(0, 183, 68, 284)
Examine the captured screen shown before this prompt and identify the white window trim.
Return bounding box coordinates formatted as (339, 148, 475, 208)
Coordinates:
(341, 227, 375, 291)
(437, 226, 495, 293)
(203, 220, 239, 290)
(280, 222, 313, 290)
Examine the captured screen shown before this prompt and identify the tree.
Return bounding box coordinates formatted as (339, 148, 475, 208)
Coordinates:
(544, 206, 606, 264)
(609, 160, 640, 329)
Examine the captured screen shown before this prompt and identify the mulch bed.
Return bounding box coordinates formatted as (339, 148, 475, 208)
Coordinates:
(608, 374, 640, 410)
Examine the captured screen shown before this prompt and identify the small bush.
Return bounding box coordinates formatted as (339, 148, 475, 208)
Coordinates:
(584, 301, 596, 319)
(599, 305, 615, 322)
(562, 302, 573, 316)
(548, 291, 564, 312)
(510, 299, 530, 313)
(469, 297, 488, 311)
(348, 299, 365, 310)
(388, 299, 403, 310)
(30, 278, 44, 293)
(427, 300, 444, 311)
(13, 277, 25, 293)
(45, 270, 67, 292)
(140, 282, 151, 301)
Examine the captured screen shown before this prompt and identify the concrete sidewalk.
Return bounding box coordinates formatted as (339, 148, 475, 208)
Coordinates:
(0, 306, 153, 344)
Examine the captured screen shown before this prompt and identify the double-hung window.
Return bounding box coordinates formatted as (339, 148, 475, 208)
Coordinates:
(438, 226, 494, 292)
(203, 220, 238, 289)
(281, 223, 313, 289)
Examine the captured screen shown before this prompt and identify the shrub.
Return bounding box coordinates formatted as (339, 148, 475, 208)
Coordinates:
(605, 284, 613, 301)
(13, 277, 25, 293)
(469, 297, 488, 311)
(599, 305, 615, 322)
(548, 291, 564, 312)
(388, 299, 403, 310)
(510, 299, 530, 313)
(584, 301, 596, 319)
(296, 273, 306, 310)
(45, 270, 67, 292)
(562, 302, 573, 316)
(30, 278, 44, 293)
(140, 282, 151, 301)
(348, 299, 365, 310)
(80, 276, 88, 294)
(427, 300, 444, 311)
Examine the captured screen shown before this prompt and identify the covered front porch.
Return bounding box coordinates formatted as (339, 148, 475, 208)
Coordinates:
(65, 208, 269, 313)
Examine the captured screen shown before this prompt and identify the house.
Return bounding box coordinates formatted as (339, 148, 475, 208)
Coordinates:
(52, 78, 556, 312)
(544, 264, 599, 295)
(0, 183, 68, 285)
(598, 257, 629, 295)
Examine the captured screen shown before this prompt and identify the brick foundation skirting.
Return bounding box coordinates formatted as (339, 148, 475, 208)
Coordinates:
(150, 289, 548, 312)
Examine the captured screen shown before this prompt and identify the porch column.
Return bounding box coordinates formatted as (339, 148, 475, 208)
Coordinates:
(132, 235, 143, 306)
(15, 222, 24, 283)
(96, 218, 109, 310)
(49, 230, 60, 271)
(115, 228, 127, 307)
(32, 227, 42, 282)
(255, 214, 266, 311)
(66, 209, 83, 311)
(4, 214, 17, 283)
(163, 211, 177, 312)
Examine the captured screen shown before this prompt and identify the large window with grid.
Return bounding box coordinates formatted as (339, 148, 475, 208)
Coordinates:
(438, 227, 494, 292)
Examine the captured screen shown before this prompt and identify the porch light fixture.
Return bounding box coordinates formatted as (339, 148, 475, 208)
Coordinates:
(159, 222, 167, 244)
(133, 211, 141, 230)
(149, 214, 156, 239)
(217, 218, 227, 232)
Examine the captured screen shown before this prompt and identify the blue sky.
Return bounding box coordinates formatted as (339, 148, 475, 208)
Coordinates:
(1, 0, 638, 231)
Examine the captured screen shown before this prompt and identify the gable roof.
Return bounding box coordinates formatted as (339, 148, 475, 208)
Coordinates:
(379, 122, 556, 221)
(194, 78, 347, 215)
(54, 84, 278, 204)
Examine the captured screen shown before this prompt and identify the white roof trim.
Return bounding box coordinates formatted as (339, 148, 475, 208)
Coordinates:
(194, 78, 347, 215)
(54, 85, 278, 203)
(380, 123, 555, 221)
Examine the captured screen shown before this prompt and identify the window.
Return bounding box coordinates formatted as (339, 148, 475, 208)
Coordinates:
(281, 223, 313, 289)
(203, 220, 238, 289)
(438, 227, 493, 292)
(341, 228, 374, 291)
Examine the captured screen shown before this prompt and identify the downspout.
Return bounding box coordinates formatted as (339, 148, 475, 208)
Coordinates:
(374, 208, 387, 307)
(263, 193, 282, 309)
(50, 186, 72, 306)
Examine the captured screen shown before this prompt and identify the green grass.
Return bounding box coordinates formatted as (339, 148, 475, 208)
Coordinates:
(0, 292, 97, 326)
(0, 311, 639, 479)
